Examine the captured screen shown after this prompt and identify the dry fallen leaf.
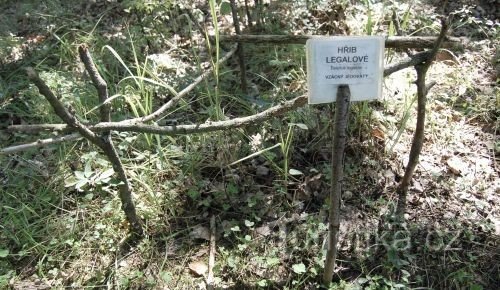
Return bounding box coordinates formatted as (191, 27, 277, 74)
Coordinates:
(434, 50, 459, 65)
(255, 225, 271, 237)
(188, 261, 208, 276)
(371, 127, 385, 140)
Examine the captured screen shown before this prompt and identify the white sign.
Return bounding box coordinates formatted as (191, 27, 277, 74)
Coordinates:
(306, 36, 384, 104)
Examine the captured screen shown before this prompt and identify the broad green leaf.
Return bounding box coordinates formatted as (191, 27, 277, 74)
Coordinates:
(0, 249, 9, 258)
(292, 263, 306, 274)
(84, 162, 93, 178)
(75, 179, 88, 191)
(74, 171, 86, 180)
(220, 1, 231, 15)
(100, 168, 115, 179)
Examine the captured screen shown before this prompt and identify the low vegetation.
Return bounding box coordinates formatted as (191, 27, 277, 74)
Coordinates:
(0, 0, 498, 289)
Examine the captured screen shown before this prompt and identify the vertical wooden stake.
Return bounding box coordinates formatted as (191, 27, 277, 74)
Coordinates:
(229, 0, 248, 93)
(323, 85, 350, 285)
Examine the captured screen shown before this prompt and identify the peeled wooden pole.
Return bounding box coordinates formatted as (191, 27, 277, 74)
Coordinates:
(323, 85, 350, 285)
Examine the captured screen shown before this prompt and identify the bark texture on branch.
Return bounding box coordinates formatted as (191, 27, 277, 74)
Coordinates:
(323, 85, 350, 285)
(78, 45, 143, 237)
(25, 46, 144, 237)
(8, 52, 433, 138)
(79, 45, 110, 123)
(90, 95, 307, 134)
(396, 19, 450, 219)
(217, 35, 464, 50)
(384, 50, 432, 77)
(2, 96, 307, 154)
(0, 133, 82, 155)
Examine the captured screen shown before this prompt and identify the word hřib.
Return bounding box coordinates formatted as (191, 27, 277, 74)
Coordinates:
(325, 46, 369, 64)
(325, 74, 369, 80)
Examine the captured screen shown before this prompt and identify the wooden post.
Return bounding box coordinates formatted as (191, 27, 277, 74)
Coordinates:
(229, 0, 248, 93)
(323, 85, 350, 285)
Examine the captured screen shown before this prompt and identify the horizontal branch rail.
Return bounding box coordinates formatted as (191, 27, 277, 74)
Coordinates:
(4, 53, 435, 138)
(1, 96, 307, 154)
(217, 35, 465, 50)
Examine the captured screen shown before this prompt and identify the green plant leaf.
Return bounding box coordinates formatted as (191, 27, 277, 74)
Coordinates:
(290, 123, 308, 130)
(187, 188, 200, 200)
(292, 263, 306, 274)
(0, 249, 9, 258)
(84, 162, 93, 178)
(289, 168, 303, 176)
(160, 271, 172, 283)
(220, 1, 231, 15)
(74, 171, 86, 180)
(266, 257, 280, 267)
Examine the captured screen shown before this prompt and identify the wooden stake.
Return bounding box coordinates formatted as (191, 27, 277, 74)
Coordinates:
(229, 0, 248, 93)
(323, 85, 350, 285)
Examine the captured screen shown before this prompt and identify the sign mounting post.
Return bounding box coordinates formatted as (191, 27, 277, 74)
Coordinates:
(306, 36, 384, 285)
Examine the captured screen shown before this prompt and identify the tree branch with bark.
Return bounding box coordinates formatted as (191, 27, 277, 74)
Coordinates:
(395, 18, 450, 219)
(216, 34, 465, 50)
(26, 46, 144, 237)
(4, 50, 446, 155)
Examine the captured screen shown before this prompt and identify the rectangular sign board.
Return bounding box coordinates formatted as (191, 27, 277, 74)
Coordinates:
(306, 36, 384, 104)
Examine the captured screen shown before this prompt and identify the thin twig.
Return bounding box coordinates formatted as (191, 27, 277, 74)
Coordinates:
(9, 54, 432, 137)
(383, 50, 432, 77)
(26, 51, 144, 236)
(0, 133, 82, 155)
(126, 45, 237, 124)
(81, 44, 143, 237)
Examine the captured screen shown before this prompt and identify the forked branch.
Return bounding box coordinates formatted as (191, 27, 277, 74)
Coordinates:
(26, 46, 143, 237)
(396, 18, 450, 219)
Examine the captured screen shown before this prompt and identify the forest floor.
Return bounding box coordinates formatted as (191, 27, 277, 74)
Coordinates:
(0, 0, 498, 289)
